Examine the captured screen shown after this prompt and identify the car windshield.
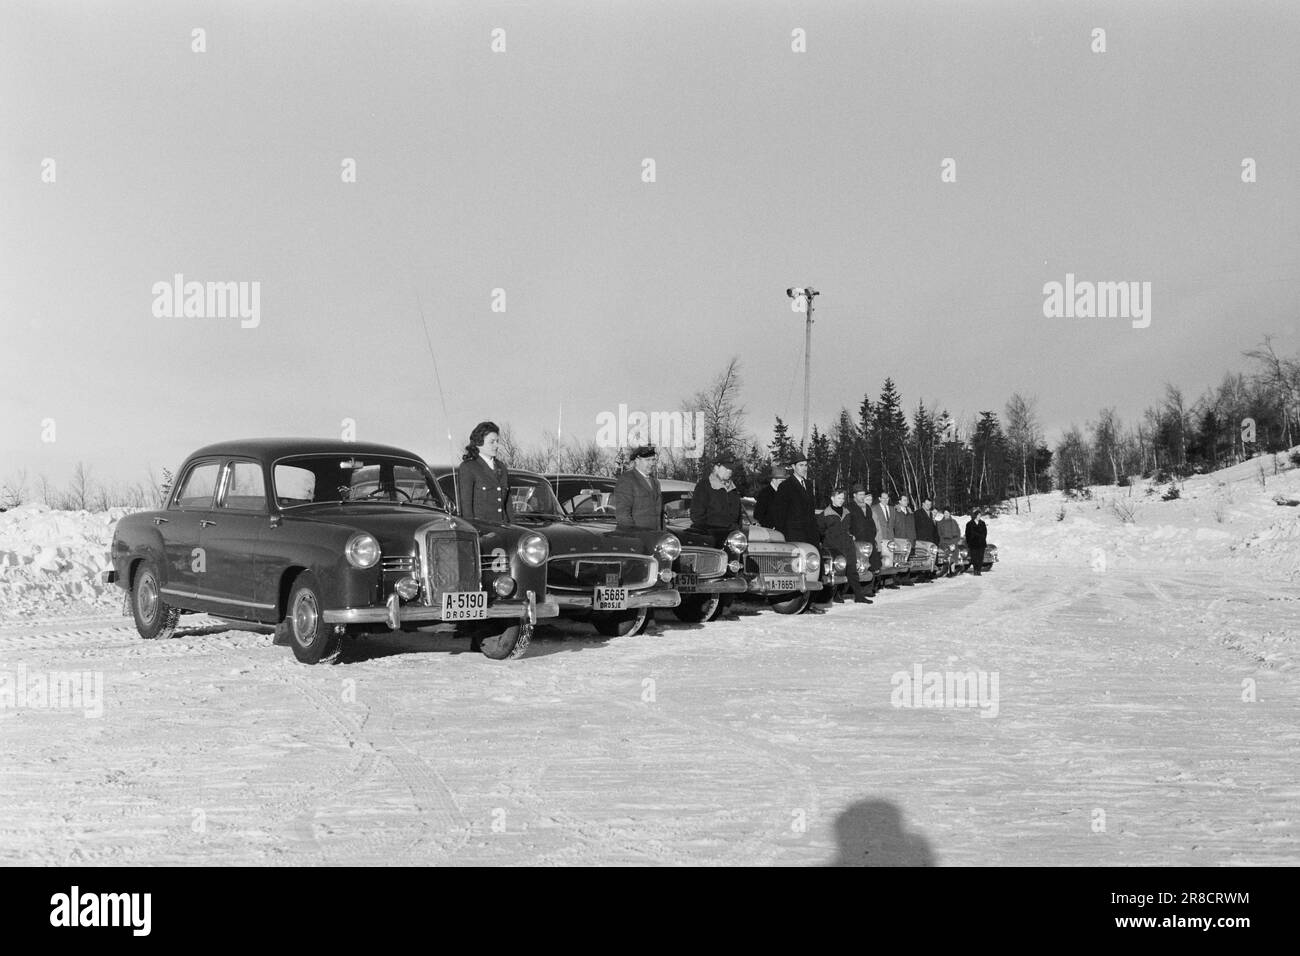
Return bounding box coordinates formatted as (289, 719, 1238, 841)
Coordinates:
(273, 455, 447, 510)
(556, 479, 616, 519)
(663, 490, 692, 522)
(506, 474, 567, 520)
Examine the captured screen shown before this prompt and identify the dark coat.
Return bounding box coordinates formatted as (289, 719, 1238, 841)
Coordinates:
(937, 516, 962, 546)
(848, 500, 881, 572)
(690, 475, 741, 531)
(847, 500, 877, 543)
(895, 507, 917, 543)
(914, 507, 940, 545)
(753, 483, 780, 528)
(611, 467, 662, 531)
(772, 475, 820, 545)
(455, 456, 509, 522)
(818, 505, 854, 554)
(965, 518, 988, 549)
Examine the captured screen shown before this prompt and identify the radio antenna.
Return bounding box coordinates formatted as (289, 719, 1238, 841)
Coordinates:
(413, 286, 459, 510)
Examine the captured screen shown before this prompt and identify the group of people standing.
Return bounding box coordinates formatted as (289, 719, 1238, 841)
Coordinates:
(454, 422, 992, 616)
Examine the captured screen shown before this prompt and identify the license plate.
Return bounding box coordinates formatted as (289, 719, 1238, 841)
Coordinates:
(594, 586, 628, 611)
(441, 591, 488, 620)
(765, 575, 800, 591)
(675, 572, 698, 593)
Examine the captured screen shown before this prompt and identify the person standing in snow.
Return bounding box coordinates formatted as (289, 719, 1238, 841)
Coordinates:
(965, 509, 988, 575)
(611, 445, 663, 531)
(689, 453, 742, 548)
(821, 488, 870, 603)
(753, 464, 787, 528)
(937, 506, 962, 548)
(914, 496, 940, 547)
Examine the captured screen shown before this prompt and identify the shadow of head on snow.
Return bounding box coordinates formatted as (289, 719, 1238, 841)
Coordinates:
(828, 799, 936, 867)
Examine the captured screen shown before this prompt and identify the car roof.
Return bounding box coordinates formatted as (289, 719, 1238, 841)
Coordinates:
(187, 438, 423, 462)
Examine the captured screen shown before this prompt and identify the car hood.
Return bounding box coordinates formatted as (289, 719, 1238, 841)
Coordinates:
(507, 515, 653, 556)
(287, 507, 476, 554)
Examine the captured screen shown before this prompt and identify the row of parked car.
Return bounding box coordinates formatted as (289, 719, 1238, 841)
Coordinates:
(105, 438, 997, 664)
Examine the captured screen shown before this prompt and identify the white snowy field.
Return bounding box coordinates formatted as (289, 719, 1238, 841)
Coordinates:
(1, 452, 1298, 866)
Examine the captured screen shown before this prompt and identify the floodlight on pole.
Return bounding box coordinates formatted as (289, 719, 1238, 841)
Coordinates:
(786, 286, 819, 452)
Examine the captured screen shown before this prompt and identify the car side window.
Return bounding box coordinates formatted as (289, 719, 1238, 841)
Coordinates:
(174, 461, 220, 510)
(220, 461, 267, 511)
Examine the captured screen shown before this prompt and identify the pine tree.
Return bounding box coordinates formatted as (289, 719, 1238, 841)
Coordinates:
(770, 416, 797, 464)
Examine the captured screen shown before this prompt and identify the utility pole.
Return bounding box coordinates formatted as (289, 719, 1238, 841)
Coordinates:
(786, 286, 819, 451)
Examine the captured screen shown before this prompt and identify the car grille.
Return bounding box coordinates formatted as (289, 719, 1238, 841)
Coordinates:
(547, 555, 656, 590)
(420, 530, 481, 604)
(747, 552, 795, 576)
(382, 555, 418, 575)
(677, 548, 726, 578)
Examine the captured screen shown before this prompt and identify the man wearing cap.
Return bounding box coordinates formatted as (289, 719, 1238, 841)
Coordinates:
(820, 488, 870, 603)
(771, 453, 820, 546)
(848, 485, 879, 596)
(611, 445, 663, 532)
(753, 464, 787, 528)
(689, 453, 743, 548)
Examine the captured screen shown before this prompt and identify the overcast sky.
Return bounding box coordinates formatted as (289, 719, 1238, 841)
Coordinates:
(2, 0, 1297, 485)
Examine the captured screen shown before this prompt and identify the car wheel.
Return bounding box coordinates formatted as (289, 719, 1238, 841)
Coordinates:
(593, 607, 649, 637)
(673, 594, 721, 623)
(478, 621, 533, 660)
(131, 560, 179, 640)
(280, 571, 342, 665)
(768, 590, 811, 615)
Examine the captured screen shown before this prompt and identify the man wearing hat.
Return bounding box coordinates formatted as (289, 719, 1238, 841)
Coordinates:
(771, 453, 820, 546)
(689, 452, 743, 548)
(753, 464, 787, 528)
(612, 445, 663, 531)
(848, 484, 879, 594)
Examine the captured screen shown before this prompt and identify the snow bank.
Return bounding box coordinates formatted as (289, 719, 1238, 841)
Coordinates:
(988, 449, 1300, 580)
(0, 504, 134, 619)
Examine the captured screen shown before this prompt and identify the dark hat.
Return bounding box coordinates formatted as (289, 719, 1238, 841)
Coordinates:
(869, 488, 883, 498)
(851, 483, 867, 494)
(770, 464, 789, 479)
(712, 452, 738, 469)
(630, 445, 657, 459)
(786, 452, 809, 466)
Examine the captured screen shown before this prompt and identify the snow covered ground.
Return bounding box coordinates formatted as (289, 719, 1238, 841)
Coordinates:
(1, 453, 1298, 865)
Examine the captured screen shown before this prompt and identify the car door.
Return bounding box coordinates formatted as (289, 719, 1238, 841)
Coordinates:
(200, 458, 272, 620)
(161, 458, 221, 610)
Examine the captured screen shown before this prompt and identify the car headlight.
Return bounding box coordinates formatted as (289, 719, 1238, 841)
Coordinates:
(516, 533, 548, 567)
(833, 555, 847, 572)
(655, 534, 682, 561)
(345, 532, 380, 569)
(493, 574, 516, 597)
(725, 530, 747, 554)
(802, 547, 820, 578)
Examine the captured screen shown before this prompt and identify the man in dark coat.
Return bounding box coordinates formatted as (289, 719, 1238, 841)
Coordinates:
(771, 453, 820, 545)
(821, 489, 870, 603)
(848, 485, 878, 595)
(753, 464, 787, 528)
(611, 445, 663, 531)
(689, 453, 742, 548)
(965, 509, 988, 575)
(914, 496, 940, 546)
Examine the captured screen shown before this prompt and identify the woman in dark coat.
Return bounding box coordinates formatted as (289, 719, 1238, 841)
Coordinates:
(965, 509, 988, 575)
(456, 421, 510, 522)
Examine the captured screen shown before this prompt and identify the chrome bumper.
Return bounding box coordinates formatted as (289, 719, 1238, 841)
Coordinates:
(323, 590, 559, 627)
(553, 588, 681, 610)
(676, 577, 748, 596)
